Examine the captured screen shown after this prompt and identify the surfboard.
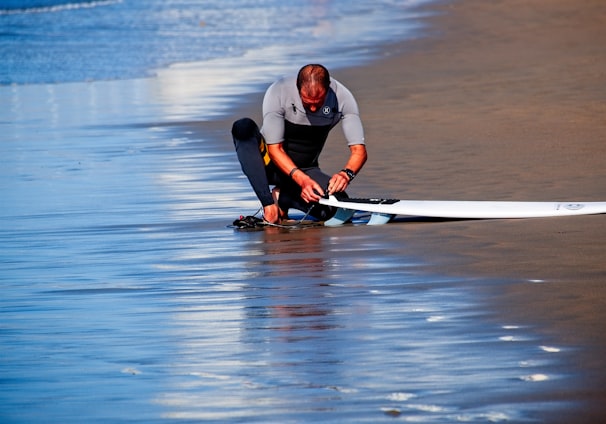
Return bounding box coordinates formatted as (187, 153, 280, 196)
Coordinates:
(319, 196, 606, 226)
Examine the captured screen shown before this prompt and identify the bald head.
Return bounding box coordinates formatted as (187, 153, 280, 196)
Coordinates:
(297, 64, 330, 91)
(297, 64, 330, 112)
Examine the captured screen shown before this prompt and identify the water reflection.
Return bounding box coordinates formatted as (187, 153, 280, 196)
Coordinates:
(139, 127, 570, 421)
(153, 219, 568, 422)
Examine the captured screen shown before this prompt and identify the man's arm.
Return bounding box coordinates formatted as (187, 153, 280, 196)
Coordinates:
(268, 142, 367, 203)
(327, 144, 367, 195)
(329, 81, 367, 195)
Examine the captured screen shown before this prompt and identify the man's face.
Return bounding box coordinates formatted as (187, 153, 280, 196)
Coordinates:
(300, 88, 327, 113)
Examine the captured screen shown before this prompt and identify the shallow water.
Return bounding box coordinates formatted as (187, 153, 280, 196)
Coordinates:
(0, 0, 427, 85)
(1, 79, 573, 422)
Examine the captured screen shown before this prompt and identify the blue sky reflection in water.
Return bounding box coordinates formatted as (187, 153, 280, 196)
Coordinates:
(0, 0, 573, 422)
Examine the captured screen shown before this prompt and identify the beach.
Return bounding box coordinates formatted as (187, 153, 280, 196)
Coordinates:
(2, 0, 606, 422)
(214, 0, 606, 421)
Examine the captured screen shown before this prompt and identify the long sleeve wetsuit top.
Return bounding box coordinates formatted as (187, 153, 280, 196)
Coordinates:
(260, 76, 365, 169)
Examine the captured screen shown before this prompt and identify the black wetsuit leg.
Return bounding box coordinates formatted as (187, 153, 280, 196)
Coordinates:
(231, 118, 275, 207)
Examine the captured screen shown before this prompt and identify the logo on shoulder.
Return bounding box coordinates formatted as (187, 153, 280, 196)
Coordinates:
(322, 106, 331, 115)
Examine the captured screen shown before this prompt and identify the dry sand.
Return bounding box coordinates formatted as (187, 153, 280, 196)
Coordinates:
(216, 0, 606, 421)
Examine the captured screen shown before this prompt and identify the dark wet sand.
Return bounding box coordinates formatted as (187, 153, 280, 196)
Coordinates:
(211, 0, 606, 422)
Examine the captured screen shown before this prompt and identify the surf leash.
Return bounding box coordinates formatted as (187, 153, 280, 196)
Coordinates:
(230, 203, 317, 230)
(231, 214, 266, 229)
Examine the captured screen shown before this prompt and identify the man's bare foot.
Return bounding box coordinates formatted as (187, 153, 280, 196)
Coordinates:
(263, 188, 287, 223)
(263, 203, 280, 224)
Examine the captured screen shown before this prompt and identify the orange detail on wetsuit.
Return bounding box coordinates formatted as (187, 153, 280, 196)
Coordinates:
(259, 137, 270, 166)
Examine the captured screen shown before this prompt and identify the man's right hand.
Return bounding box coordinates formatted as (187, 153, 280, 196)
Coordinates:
(266, 142, 325, 203)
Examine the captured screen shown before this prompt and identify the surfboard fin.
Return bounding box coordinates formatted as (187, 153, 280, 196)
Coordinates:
(324, 207, 355, 226)
(367, 213, 394, 226)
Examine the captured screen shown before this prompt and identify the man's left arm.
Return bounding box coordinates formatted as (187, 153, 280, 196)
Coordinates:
(327, 82, 367, 195)
(327, 143, 367, 195)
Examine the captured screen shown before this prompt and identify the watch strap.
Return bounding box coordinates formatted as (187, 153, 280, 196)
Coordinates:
(340, 168, 356, 182)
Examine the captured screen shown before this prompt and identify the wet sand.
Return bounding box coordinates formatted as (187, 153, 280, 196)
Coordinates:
(217, 0, 606, 421)
(345, 1, 606, 422)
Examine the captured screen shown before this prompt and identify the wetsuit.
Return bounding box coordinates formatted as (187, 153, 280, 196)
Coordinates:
(232, 75, 364, 219)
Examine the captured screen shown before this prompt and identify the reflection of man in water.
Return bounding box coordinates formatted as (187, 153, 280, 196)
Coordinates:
(247, 227, 335, 335)
(231, 64, 367, 223)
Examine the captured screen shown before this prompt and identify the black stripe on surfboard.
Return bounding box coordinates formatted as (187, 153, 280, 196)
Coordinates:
(336, 198, 399, 205)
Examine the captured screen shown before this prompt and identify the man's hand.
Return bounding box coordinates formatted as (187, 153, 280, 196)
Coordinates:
(295, 173, 325, 203)
(327, 172, 350, 195)
(328, 144, 367, 195)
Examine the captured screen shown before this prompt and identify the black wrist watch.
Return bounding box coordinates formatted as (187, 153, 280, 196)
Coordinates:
(340, 168, 356, 182)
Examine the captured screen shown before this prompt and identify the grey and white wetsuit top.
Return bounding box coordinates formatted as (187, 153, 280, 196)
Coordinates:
(260, 76, 365, 169)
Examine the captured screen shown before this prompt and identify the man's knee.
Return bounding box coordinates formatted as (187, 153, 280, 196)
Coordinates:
(231, 118, 260, 140)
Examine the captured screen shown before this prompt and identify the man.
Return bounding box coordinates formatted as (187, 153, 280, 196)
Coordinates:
(231, 64, 367, 223)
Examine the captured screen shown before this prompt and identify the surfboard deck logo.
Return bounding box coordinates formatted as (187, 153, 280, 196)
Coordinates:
(563, 203, 584, 210)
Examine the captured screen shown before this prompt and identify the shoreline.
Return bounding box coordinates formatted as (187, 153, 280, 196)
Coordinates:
(203, 0, 606, 421)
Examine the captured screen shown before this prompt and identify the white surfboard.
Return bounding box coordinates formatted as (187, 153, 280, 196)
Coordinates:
(319, 196, 606, 226)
